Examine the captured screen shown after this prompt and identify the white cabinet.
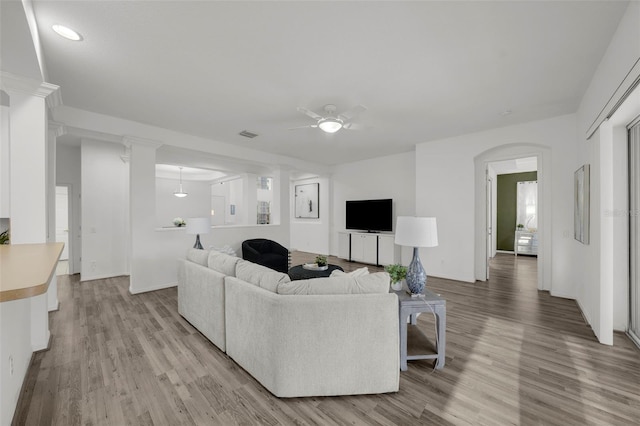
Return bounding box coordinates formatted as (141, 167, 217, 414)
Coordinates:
(514, 231, 538, 256)
(338, 232, 350, 260)
(354, 234, 377, 264)
(337, 232, 398, 266)
(377, 234, 396, 266)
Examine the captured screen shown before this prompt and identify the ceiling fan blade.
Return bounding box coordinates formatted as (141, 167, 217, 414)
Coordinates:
(338, 104, 367, 121)
(342, 122, 364, 130)
(288, 124, 318, 130)
(297, 107, 323, 121)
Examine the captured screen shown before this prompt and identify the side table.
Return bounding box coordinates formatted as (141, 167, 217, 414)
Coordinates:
(394, 288, 446, 370)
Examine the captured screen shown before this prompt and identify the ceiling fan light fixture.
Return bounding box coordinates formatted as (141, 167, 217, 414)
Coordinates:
(318, 118, 343, 133)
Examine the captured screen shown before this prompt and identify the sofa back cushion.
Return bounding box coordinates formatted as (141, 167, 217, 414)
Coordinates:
(208, 250, 240, 277)
(277, 272, 390, 295)
(186, 248, 209, 266)
(236, 259, 291, 293)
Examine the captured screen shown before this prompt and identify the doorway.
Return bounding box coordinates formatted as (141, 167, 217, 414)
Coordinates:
(486, 157, 538, 280)
(55, 185, 71, 275)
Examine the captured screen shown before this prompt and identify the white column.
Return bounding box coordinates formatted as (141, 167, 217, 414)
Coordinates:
(47, 122, 64, 312)
(128, 136, 162, 294)
(598, 119, 614, 345)
(244, 173, 258, 225)
(1, 73, 60, 352)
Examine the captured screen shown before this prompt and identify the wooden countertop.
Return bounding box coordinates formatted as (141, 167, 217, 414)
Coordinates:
(0, 242, 64, 302)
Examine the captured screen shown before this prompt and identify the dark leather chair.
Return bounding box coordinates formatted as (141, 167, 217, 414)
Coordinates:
(242, 239, 289, 273)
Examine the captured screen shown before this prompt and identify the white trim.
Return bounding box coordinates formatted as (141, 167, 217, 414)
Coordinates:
(586, 60, 640, 139)
(81, 273, 130, 282)
(124, 135, 163, 149)
(129, 281, 177, 295)
(0, 71, 59, 99)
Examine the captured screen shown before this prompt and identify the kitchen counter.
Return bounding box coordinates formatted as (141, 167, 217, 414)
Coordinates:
(0, 242, 64, 302)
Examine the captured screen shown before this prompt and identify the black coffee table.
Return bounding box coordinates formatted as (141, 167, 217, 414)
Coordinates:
(288, 264, 344, 280)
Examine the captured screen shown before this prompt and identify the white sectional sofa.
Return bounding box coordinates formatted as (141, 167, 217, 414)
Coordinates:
(178, 248, 400, 397)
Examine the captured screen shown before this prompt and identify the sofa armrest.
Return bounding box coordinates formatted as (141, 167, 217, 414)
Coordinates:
(224, 277, 399, 397)
(178, 260, 227, 352)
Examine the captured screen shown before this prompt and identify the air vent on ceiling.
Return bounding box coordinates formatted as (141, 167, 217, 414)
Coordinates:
(239, 130, 259, 139)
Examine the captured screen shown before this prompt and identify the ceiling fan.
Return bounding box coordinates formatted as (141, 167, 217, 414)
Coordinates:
(290, 104, 367, 134)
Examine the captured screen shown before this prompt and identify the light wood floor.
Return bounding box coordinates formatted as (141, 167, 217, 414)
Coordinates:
(14, 253, 640, 425)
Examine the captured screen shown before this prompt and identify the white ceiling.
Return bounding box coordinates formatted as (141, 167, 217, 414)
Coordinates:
(26, 1, 629, 166)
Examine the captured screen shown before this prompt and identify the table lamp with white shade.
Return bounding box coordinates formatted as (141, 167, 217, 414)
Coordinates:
(186, 217, 211, 250)
(394, 216, 438, 295)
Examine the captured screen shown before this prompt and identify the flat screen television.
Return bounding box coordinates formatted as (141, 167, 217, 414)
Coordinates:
(346, 199, 393, 232)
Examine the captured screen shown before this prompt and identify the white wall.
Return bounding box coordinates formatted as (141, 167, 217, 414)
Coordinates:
(291, 176, 330, 254)
(155, 177, 211, 227)
(1, 91, 10, 218)
(228, 178, 243, 224)
(81, 139, 129, 280)
(415, 115, 575, 290)
(331, 152, 416, 262)
(56, 143, 81, 274)
(573, 1, 640, 344)
(130, 141, 291, 294)
(7, 90, 47, 244)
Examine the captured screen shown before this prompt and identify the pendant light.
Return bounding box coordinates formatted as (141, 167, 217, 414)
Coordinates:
(174, 167, 188, 198)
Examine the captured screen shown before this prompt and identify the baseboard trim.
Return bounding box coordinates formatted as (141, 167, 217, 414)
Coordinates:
(80, 273, 130, 282)
(129, 281, 177, 295)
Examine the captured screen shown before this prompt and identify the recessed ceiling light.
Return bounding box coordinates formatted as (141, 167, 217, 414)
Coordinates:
(52, 24, 83, 41)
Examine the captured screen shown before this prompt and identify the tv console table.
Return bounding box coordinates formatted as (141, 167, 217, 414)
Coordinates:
(337, 231, 399, 266)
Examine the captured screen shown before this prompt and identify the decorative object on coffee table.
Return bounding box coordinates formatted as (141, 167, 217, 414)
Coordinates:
(385, 263, 407, 291)
(186, 217, 210, 249)
(315, 254, 327, 267)
(395, 216, 438, 295)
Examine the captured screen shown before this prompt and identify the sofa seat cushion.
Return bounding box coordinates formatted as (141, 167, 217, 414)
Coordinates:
(236, 259, 291, 293)
(277, 272, 390, 295)
(208, 250, 240, 276)
(186, 248, 209, 266)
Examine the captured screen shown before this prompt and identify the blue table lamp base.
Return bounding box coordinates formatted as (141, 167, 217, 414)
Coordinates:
(406, 247, 427, 294)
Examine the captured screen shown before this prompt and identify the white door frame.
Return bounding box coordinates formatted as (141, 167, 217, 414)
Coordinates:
(474, 144, 551, 291)
(486, 174, 493, 280)
(57, 183, 75, 274)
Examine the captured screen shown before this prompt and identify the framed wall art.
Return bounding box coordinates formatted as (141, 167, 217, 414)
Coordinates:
(574, 164, 590, 244)
(295, 183, 319, 219)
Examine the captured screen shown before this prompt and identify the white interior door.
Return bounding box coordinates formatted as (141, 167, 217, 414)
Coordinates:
(55, 186, 69, 260)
